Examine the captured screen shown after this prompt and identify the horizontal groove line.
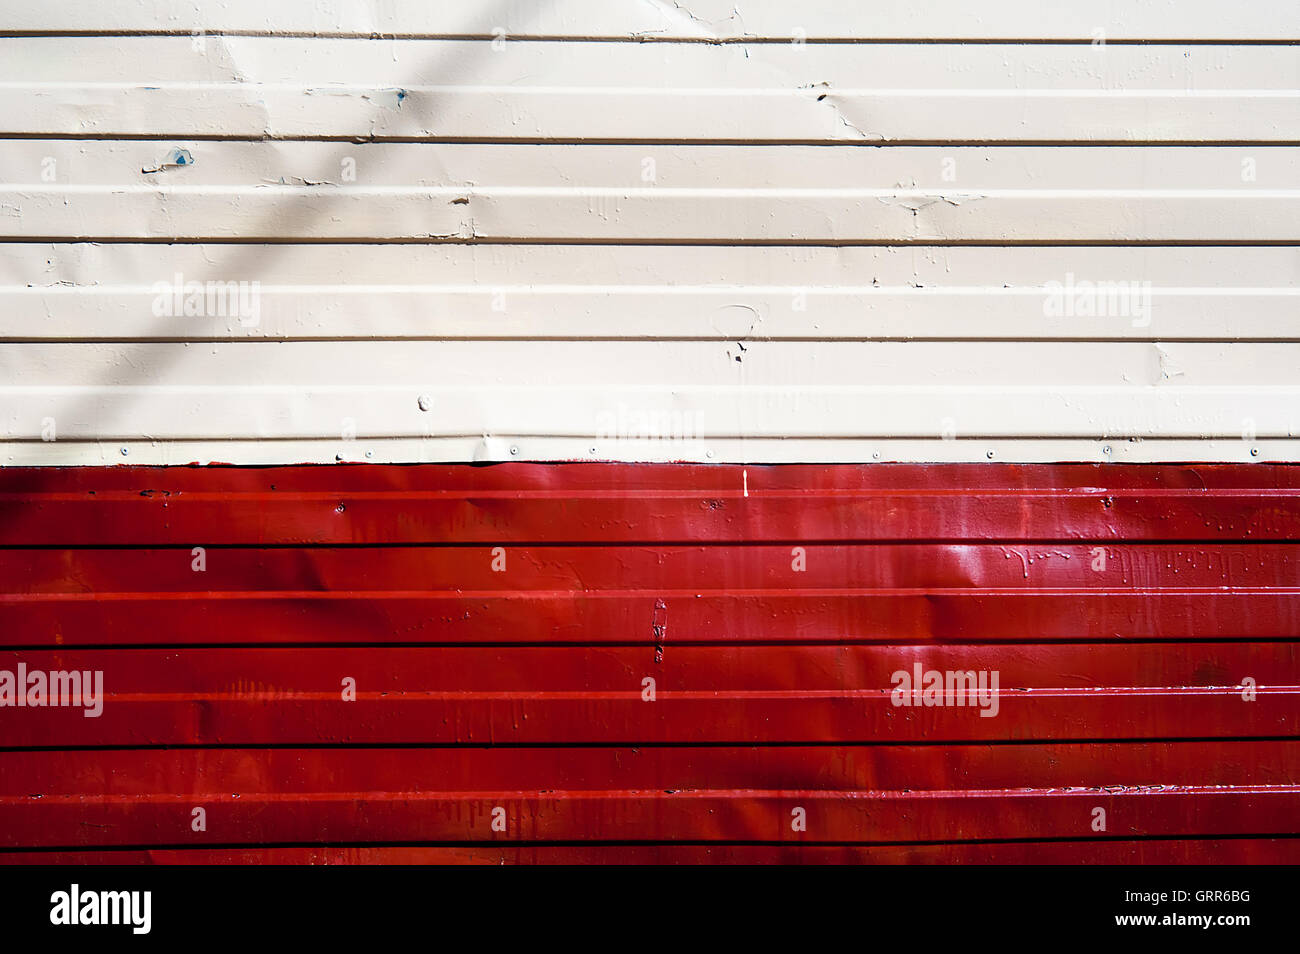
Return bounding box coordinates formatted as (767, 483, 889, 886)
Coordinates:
(26, 461, 1300, 470)
(7, 784, 1299, 797)
(13, 488, 1300, 497)
(0, 135, 1295, 147)
(8, 588, 1300, 599)
(40, 688, 1300, 701)
(6, 438, 1300, 444)
(3, 33, 1299, 45)
(6, 435, 1300, 443)
(11, 337, 1300, 345)
(7, 341, 1300, 352)
(13, 487, 1300, 497)
(7, 639, 1300, 651)
(14, 187, 1300, 197)
(4, 736, 1298, 752)
(3, 832, 1300, 855)
(3, 237, 1296, 247)
(1, 239, 1293, 249)
(3, 540, 1298, 550)
(8, 461, 1300, 469)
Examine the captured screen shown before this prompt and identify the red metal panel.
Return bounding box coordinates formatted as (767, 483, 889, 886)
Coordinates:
(3, 744, 1298, 847)
(5, 544, 1300, 592)
(4, 462, 1300, 546)
(7, 742, 1298, 795)
(4, 789, 1299, 848)
(0, 463, 1297, 863)
(3, 592, 1296, 646)
(4, 544, 1299, 646)
(2, 645, 1296, 746)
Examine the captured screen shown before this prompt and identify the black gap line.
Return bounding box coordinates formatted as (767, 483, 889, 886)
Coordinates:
(2, 538, 1299, 549)
(3, 32, 1300, 44)
(3, 736, 1299, 753)
(1, 134, 1296, 147)
(12, 337, 1300, 345)
(7, 638, 1300, 651)
(4, 239, 1298, 251)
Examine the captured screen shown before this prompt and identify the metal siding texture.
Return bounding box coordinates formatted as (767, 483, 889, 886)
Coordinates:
(0, 2, 1296, 466)
(1, 0, 1297, 867)
(0, 462, 1297, 862)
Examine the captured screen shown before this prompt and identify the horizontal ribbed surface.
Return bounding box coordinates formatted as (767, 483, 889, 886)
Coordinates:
(1, 2, 1296, 466)
(1, 462, 1296, 862)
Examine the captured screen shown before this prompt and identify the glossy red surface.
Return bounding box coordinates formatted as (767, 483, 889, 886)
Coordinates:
(1, 463, 1296, 862)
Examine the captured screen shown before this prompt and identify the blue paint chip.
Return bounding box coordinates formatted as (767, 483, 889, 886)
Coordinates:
(142, 147, 196, 174)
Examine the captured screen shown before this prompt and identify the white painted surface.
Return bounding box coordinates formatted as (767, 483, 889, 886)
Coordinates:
(2, 1, 1296, 41)
(4, 38, 1296, 141)
(0, 2, 1296, 465)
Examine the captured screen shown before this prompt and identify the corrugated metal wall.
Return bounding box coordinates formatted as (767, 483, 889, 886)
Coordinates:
(1, 2, 1298, 865)
(0, 1, 1295, 465)
(2, 461, 1299, 862)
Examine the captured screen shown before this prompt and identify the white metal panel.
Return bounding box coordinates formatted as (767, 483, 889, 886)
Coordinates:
(3, 39, 1295, 141)
(8, 185, 1297, 242)
(2, 1, 1295, 41)
(6, 142, 1299, 189)
(9, 340, 1300, 389)
(3, 343, 1298, 447)
(0, 4, 1296, 465)
(4, 245, 1297, 342)
(7, 37, 1296, 86)
(7, 438, 1299, 468)
(4, 142, 1297, 242)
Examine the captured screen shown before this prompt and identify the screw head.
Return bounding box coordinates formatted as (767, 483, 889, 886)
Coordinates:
(417, 394, 432, 412)
(119, 447, 129, 456)
(1251, 447, 1260, 457)
(986, 450, 995, 459)
(509, 445, 519, 456)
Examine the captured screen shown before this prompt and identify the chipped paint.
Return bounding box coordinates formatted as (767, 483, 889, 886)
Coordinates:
(141, 147, 194, 174)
